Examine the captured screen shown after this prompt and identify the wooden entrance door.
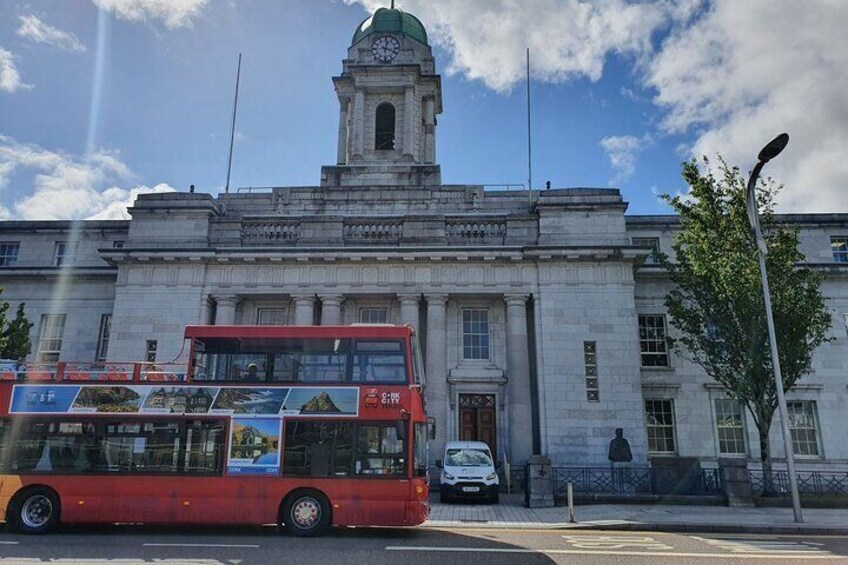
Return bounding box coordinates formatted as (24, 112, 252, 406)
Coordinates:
(458, 394, 497, 463)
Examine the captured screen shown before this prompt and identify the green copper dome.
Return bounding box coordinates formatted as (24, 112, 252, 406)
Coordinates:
(352, 7, 428, 46)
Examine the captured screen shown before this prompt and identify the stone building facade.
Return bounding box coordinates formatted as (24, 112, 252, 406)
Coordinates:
(1, 7, 846, 470)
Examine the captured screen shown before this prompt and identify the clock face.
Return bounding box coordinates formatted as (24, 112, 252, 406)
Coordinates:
(371, 35, 400, 62)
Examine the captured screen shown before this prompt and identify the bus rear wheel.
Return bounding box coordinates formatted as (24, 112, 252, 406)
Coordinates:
(280, 490, 330, 537)
(9, 487, 60, 535)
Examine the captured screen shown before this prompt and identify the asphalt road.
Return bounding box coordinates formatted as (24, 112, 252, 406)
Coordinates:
(1, 526, 848, 564)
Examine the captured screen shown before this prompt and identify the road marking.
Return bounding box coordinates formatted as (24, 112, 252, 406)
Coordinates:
(385, 546, 842, 559)
(561, 535, 673, 550)
(694, 536, 828, 554)
(142, 543, 259, 548)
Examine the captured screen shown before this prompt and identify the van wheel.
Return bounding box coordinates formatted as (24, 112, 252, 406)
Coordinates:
(439, 490, 451, 504)
(9, 487, 60, 535)
(489, 492, 500, 504)
(280, 490, 330, 537)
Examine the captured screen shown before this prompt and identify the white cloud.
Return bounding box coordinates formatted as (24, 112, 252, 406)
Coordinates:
(646, 0, 848, 212)
(0, 48, 32, 93)
(84, 183, 176, 220)
(16, 15, 87, 52)
(0, 135, 176, 220)
(91, 0, 209, 29)
(600, 134, 649, 185)
(345, 0, 670, 92)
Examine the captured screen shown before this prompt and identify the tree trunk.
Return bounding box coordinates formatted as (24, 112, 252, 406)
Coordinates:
(757, 422, 775, 496)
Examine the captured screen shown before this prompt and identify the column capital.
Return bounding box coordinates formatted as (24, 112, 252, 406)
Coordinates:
(290, 294, 316, 304)
(397, 293, 421, 304)
(504, 294, 530, 307)
(318, 294, 345, 306)
(214, 294, 241, 306)
(424, 294, 449, 306)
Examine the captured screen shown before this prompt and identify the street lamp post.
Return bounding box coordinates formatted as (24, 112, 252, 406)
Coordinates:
(744, 132, 803, 523)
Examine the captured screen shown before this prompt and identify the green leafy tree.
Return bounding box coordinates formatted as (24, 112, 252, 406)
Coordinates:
(0, 289, 8, 356)
(0, 287, 34, 361)
(660, 157, 831, 483)
(2, 303, 33, 360)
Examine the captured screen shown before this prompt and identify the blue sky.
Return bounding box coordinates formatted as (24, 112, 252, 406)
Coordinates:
(1, 0, 845, 219)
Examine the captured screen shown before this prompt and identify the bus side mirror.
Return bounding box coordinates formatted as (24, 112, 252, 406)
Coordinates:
(435, 460, 443, 469)
(395, 421, 407, 441)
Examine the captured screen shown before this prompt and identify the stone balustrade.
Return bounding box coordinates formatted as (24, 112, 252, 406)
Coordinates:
(343, 220, 404, 243)
(240, 220, 301, 245)
(446, 219, 506, 244)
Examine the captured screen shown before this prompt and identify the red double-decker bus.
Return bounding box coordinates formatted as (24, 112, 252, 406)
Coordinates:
(0, 324, 432, 536)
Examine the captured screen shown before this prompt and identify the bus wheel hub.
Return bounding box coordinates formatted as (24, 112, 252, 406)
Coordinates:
(22, 495, 53, 528)
(293, 499, 320, 527)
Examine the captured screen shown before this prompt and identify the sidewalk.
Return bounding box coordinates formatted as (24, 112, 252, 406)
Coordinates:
(424, 493, 848, 535)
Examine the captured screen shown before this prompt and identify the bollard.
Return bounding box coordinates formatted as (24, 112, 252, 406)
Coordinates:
(567, 482, 576, 523)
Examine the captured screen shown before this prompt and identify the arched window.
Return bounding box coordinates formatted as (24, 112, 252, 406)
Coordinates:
(375, 103, 396, 150)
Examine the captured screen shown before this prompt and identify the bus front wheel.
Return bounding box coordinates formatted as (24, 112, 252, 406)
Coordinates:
(9, 487, 60, 535)
(280, 490, 330, 537)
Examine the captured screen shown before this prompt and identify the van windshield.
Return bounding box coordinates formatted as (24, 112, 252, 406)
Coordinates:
(445, 448, 492, 467)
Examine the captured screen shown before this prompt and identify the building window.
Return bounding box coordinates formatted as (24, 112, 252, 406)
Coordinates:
(462, 308, 490, 360)
(375, 103, 396, 150)
(787, 401, 821, 457)
(146, 340, 158, 363)
(632, 237, 661, 265)
(0, 242, 20, 266)
(639, 315, 669, 367)
(831, 236, 848, 263)
(645, 399, 676, 454)
(584, 341, 599, 402)
(714, 399, 747, 455)
(257, 308, 287, 326)
(112, 241, 125, 249)
(359, 307, 388, 324)
(37, 314, 66, 363)
(96, 314, 112, 362)
(54, 241, 79, 266)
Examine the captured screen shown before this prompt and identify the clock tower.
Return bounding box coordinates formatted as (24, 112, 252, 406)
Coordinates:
(322, 5, 443, 187)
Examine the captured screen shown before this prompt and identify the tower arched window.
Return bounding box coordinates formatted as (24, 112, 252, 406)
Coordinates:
(375, 103, 396, 150)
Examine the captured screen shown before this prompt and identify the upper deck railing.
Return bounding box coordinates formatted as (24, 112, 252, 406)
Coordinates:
(0, 361, 187, 383)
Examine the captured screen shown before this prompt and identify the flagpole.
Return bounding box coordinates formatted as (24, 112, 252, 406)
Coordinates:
(225, 53, 242, 194)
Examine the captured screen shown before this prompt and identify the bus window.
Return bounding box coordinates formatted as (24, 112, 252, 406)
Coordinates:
(98, 422, 181, 473)
(351, 340, 406, 383)
(282, 421, 352, 477)
(414, 422, 428, 478)
(355, 423, 406, 476)
(411, 334, 426, 387)
(10, 421, 98, 473)
(272, 339, 346, 383)
(183, 420, 225, 474)
(0, 420, 9, 471)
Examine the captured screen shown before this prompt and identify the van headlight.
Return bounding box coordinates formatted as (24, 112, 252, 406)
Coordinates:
(485, 472, 497, 481)
(442, 471, 455, 481)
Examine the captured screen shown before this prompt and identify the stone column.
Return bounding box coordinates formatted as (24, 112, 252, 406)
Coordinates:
(214, 295, 240, 325)
(425, 294, 449, 452)
(353, 88, 365, 157)
(336, 97, 349, 165)
(424, 97, 435, 164)
(403, 86, 415, 157)
(291, 294, 316, 326)
(505, 294, 533, 464)
(397, 293, 420, 331)
(320, 295, 344, 326)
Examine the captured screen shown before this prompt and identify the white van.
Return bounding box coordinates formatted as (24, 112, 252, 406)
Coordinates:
(436, 440, 499, 504)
